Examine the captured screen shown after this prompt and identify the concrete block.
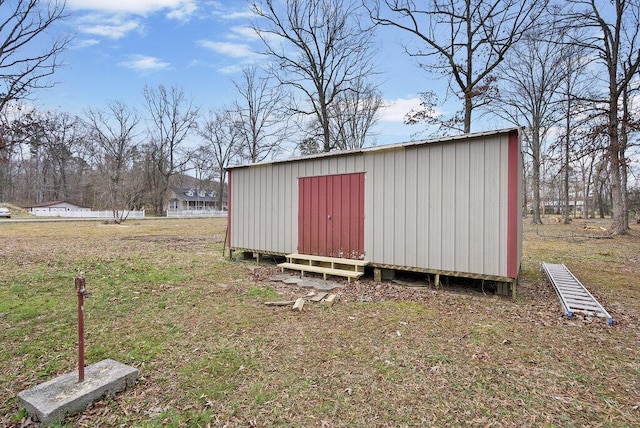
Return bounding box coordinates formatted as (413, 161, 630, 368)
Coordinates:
(381, 269, 395, 281)
(373, 268, 395, 282)
(17, 359, 138, 425)
(374, 268, 382, 282)
(234, 251, 252, 261)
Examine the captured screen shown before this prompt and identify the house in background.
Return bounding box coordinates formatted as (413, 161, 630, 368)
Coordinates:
(167, 187, 223, 212)
(25, 201, 90, 215)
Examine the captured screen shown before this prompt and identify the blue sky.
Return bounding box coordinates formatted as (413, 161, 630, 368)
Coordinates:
(33, 0, 503, 149)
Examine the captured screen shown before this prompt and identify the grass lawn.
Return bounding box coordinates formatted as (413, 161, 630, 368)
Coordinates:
(0, 217, 638, 427)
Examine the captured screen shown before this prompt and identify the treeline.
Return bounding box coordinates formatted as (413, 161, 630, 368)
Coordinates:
(1, 1, 639, 230)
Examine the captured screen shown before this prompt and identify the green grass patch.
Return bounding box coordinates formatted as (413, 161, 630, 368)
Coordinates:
(245, 286, 280, 299)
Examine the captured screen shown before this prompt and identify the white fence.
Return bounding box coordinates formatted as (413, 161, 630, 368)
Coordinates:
(166, 210, 227, 218)
(32, 210, 146, 219)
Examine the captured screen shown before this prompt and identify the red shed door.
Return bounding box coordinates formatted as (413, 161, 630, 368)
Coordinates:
(298, 173, 364, 259)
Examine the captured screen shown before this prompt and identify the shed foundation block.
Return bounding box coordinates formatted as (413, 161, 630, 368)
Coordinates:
(234, 251, 252, 261)
(496, 282, 513, 297)
(373, 268, 395, 282)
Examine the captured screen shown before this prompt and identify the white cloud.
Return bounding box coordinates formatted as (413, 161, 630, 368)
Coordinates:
(228, 26, 259, 41)
(119, 55, 171, 71)
(218, 64, 247, 74)
(67, 0, 197, 19)
(166, 1, 197, 21)
(202, 1, 255, 20)
(77, 14, 141, 39)
(378, 97, 422, 122)
(74, 38, 100, 49)
(197, 40, 254, 58)
(220, 10, 256, 20)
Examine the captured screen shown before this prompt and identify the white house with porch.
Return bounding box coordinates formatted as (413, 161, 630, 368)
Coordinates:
(166, 188, 226, 218)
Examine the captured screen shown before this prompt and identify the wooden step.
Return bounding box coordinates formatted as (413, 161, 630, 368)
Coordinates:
(285, 253, 369, 274)
(286, 253, 369, 266)
(277, 262, 364, 282)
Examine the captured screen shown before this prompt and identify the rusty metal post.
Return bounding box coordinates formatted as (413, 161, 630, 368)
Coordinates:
(75, 276, 87, 383)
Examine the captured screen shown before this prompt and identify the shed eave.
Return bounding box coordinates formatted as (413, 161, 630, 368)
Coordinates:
(226, 127, 522, 171)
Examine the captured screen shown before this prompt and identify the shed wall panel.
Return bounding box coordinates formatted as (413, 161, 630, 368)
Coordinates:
(499, 137, 508, 273)
(440, 143, 456, 271)
(415, 147, 430, 265)
(230, 154, 366, 254)
(261, 166, 269, 251)
(404, 148, 418, 268)
(428, 145, 443, 269)
(483, 140, 501, 275)
(359, 135, 510, 277)
(455, 141, 470, 272)
(394, 150, 407, 265)
(468, 141, 485, 274)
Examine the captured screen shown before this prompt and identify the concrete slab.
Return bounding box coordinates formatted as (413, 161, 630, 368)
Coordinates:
(268, 274, 293, 282)
(17, 359, 138, 425)
(299, 278, 342, 291)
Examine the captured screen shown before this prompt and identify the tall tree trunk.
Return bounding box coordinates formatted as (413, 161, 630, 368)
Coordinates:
(597, 187, 605, 218)
(321, 94, 331, 152)
(563, 94, 571, 224)
(218, 170, 226, 211)
(531, 129, 542, 224)
(563, 138, 570, 223)
(608, 107, 626, 234)
(583, 157, 594, 220)
(621, 85, 631, 230)
(463, 90, 472, 133)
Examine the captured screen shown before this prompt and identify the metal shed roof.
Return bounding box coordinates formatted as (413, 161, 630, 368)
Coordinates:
(227, 127, 522, 170)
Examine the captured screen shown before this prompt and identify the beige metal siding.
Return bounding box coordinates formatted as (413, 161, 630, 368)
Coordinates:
(230, 153, 364, 254)
(363, 134, 510, 277)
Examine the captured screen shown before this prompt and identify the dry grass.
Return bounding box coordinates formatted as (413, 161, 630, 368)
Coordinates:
(0, 216, 638, 427)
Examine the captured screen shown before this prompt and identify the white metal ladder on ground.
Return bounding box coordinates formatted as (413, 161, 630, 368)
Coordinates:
(542, 262, 613, 325)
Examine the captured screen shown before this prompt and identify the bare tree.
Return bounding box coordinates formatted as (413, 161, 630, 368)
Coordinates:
(556, 40, 592, 225)
(297, 137, 321, 156)
(492, 26, 568, 224)
(143, 84, 199, 215)
(251, 0, 377, 152)
(619, 57, 640, 228)
(565, 0, 640, 234)
(326, 78, 383, 150)
(29, 110, 84, 204)
(572, 126, 608, 220)
(368, 0, 546, 133)
(83, 101, 141, 223)
(233, 66, 290, 163)
(197, 109, 242, 210)
(0, 104, 44, 202)
(0, 0, 70, 116)
(189, 145, 216, 185)
(493, 21, 585, 224)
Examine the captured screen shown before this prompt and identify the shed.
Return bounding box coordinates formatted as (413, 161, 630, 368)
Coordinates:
(227, 128, 522, 295)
